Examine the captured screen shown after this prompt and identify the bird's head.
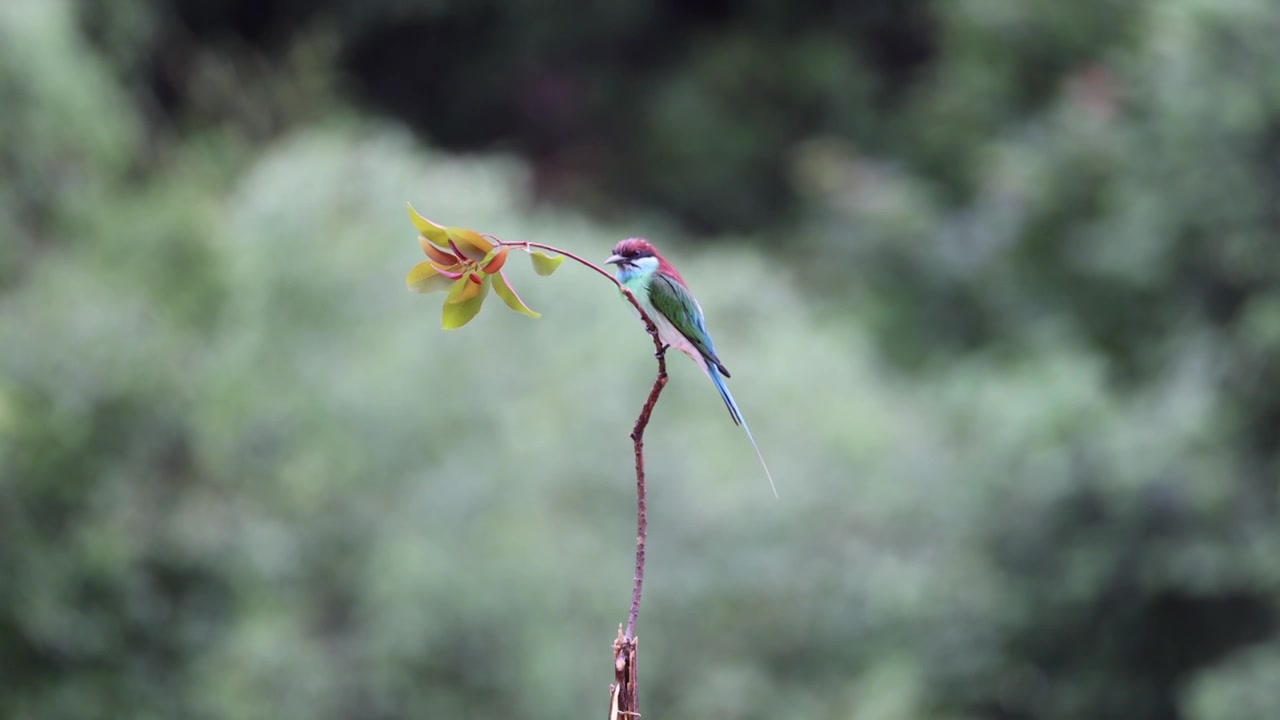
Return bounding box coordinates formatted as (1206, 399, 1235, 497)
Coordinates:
(605, 238, 658, 270)
(605, 237, 688, 285)
(604, 238, 662, 282)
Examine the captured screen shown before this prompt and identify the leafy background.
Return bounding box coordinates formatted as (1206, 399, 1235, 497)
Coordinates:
(3, 0, 1279, 718)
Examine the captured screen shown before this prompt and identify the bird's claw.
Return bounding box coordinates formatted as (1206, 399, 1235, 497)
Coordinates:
(654, 343, 670, 359)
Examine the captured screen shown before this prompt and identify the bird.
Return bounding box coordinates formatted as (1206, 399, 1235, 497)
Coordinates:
(605, 237, 777, 497)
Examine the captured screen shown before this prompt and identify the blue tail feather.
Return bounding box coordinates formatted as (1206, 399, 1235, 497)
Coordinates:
(710, 367, 743, 426)
(709, 368, 778, 498)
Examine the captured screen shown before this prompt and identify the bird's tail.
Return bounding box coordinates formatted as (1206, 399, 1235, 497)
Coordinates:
(709, 368, 778, 498)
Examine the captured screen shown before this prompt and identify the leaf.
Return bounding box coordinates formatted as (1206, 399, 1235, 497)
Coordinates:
(442, 275, 490, 330)
(481, 246, 509, 274)
(419, 235, 461, 267)
(449, 238, 485, 264)
(462, 274, 485, 302)
(446, 227, 494, 261)
(445, 273, 482, 304)
(530, 251, 565, 276)
(492, 270, 541, 318)
(406, 261, 454, 294)
(407, 204, 450, 247)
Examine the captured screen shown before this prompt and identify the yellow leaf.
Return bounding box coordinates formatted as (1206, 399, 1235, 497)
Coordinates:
(446, 227, 494, 261)
(407, 204, 451, 247)
(442, 276, 490, 329)
(530, 251, 565, 276)
(406, 261, 454, 294)
(445, 275, 470, 304)
(492, 271, 540, 318)
(447, 274, 484, 304)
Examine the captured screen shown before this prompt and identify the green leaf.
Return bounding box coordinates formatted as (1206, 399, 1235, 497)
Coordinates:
(407, 203, 450, 247)
(530, 251, 565, 276)
(442, 276, 490, 330)
(492, 271, 541, 318)
(406, 261, 454, 294)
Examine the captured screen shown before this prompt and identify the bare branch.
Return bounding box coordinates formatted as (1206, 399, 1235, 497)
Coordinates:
(490, 236, 666, 717)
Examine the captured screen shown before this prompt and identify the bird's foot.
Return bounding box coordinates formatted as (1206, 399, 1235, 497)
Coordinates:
(655, 344, 670, 359)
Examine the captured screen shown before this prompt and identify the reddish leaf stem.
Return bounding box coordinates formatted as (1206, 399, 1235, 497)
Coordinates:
(494, 238, 626, 289)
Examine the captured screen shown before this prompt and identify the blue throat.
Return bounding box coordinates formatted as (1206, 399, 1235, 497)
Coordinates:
(613, 257, 658, 288)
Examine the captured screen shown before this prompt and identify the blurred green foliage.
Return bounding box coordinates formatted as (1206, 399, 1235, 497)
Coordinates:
(2, 0, 1279, 718)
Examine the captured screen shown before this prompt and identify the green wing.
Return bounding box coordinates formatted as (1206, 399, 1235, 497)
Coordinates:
(648, 273, 731, 377)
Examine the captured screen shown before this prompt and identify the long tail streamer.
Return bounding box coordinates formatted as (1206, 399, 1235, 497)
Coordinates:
(710, 369, 778, 498)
